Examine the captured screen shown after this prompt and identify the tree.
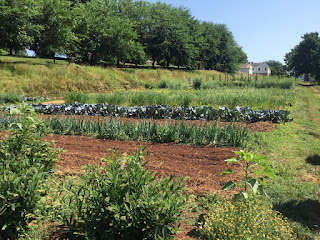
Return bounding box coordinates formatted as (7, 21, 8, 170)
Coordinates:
(285, 32, 320, 82)
(0, 0, 37, 55)
(69, 0, 142, 65)
(198, 22, 247, 72)
(29, 0, 75, 60)
(266, 60, 286, 76)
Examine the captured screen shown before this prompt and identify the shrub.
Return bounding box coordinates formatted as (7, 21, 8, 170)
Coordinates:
(55, 150, 187, 240)
(0, 49, 7, 56)
(0, 106, 60, 239)
(193, 78, 202, 89)
(198, 200, 296, 240)
(158, 80, 168, 89)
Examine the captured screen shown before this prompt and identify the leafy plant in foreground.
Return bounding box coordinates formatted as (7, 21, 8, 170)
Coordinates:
(0, 106, 60, 239)
(55, 149, 187, 240)
(220, 150, 276, 199)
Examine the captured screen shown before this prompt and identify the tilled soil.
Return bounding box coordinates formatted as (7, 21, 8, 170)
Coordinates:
(44, 134, 241, 240)
(47, 134, 241, 195)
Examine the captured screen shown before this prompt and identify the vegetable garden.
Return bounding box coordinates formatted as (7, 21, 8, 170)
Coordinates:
(0, 64, 319, 239)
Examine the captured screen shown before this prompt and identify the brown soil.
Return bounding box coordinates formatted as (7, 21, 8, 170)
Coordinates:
(41, 100, 65, 105)
(47, 134, 240, 195)
(42, 134, 242, 239)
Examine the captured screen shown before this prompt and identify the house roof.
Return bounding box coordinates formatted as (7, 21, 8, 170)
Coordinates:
(240, 64, 252, 69)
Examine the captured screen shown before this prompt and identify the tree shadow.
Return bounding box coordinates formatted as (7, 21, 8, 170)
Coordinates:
(306, 155, 320, 166)
(274, 199, 320, 231)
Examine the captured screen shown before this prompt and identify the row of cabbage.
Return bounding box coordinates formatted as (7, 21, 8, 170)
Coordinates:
(2, 103, 292, 123)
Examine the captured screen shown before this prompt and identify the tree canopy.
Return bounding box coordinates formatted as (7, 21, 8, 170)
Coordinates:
(285, 32, 320, 82)
(0, 0, 247, 72)
(266, 60, 286, 76)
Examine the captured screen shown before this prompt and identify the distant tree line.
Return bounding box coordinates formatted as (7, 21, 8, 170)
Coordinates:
(0, 0, 247, 72)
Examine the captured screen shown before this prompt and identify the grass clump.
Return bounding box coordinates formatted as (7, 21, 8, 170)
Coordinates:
(0, 92, 23, 104)
(198, 200, 296, 240)
(54, 150, 187, 239)
(63, 91, 90, 104)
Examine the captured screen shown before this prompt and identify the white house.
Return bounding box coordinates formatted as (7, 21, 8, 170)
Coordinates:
(239, 62, 271, 76)
(239, 63, 253, 74)
(252, 62, 271, 76)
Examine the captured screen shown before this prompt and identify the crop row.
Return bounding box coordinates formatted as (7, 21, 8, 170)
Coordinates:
(2, 103, 292, 123)
(0, 116, 253, 147)
(65, 88, 296, 109)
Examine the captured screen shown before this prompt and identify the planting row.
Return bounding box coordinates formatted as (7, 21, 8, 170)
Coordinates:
(0, 115, 252, 147)
(64, 88, 296, 109)
(2, 103, 292, 123)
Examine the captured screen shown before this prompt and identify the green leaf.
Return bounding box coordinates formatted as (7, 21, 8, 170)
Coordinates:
(262, 167, 276, 180)
(225, 158, 239, 164)
(10, 108, 21, 116)
(246, 178, 259, 194)
(220, 169, 233, 176)
(222, 181, 236, 190)
(240, 191, 249, 199)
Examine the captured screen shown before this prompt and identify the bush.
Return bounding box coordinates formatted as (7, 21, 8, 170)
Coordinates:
(0, 49, 7, 56)
(198, 200, 296, 240)
(158, 80, 168, 89)
(193, 78, 202, 89)
(55, 150, 187, 240)
(0, 106, 60, 239)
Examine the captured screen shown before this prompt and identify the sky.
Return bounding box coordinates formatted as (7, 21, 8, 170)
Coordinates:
(147, 0, 320, 63)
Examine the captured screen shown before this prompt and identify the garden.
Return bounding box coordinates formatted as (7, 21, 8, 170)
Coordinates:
(0, 62, 319, 240)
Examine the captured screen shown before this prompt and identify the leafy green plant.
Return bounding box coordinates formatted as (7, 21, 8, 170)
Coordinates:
(198, 200, 296, 240)
(158, 80, 168, 89)
(55, 149, 187, 239)
(220, 150, 276, 199)
(0, 106, 60, 239)
(193, 77, 202, 89)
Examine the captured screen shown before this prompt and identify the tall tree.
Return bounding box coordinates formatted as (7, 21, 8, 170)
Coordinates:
(266, 60, 286, 76)
(29, 0, 74, 59)
(285, 32, 320, 82)
(0, 0, 37, 55)
(69, 0, 142, 65)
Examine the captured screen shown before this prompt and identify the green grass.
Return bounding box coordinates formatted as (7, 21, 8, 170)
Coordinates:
(250, 86, 320, 239)
(0, 56, 297, 97)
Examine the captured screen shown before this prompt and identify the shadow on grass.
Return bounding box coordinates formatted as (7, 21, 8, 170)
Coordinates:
(274, 199, 320, 231)
(306, 155, 320, 166)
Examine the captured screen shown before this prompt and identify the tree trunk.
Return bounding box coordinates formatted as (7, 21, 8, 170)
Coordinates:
(117, 59, 120, 68)
(9, 48, 13, 55)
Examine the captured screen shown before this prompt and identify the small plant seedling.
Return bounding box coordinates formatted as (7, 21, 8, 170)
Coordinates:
(220, 150, 276, 199)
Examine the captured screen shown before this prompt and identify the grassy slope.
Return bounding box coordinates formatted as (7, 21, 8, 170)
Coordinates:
(0, 56, 222, 96)
(254, 86, 320, 239)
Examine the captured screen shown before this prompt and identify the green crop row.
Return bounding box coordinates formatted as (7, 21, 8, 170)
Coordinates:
(64, 88, 297, 110)
(0, 116, 253, 147)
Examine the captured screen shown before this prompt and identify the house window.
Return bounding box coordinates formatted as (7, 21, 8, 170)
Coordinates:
(258, 68, 260, 71)
(265, 68, 267, 71)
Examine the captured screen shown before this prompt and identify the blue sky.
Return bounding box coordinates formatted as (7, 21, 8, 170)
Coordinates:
(147, 0, 320, 63)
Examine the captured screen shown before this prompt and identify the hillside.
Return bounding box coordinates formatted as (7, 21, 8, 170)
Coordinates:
(0, 56, 224, 96)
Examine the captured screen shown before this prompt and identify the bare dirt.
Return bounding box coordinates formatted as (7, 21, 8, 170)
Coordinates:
(46, 134, 241, 195)
(42, 134, 243, 240)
